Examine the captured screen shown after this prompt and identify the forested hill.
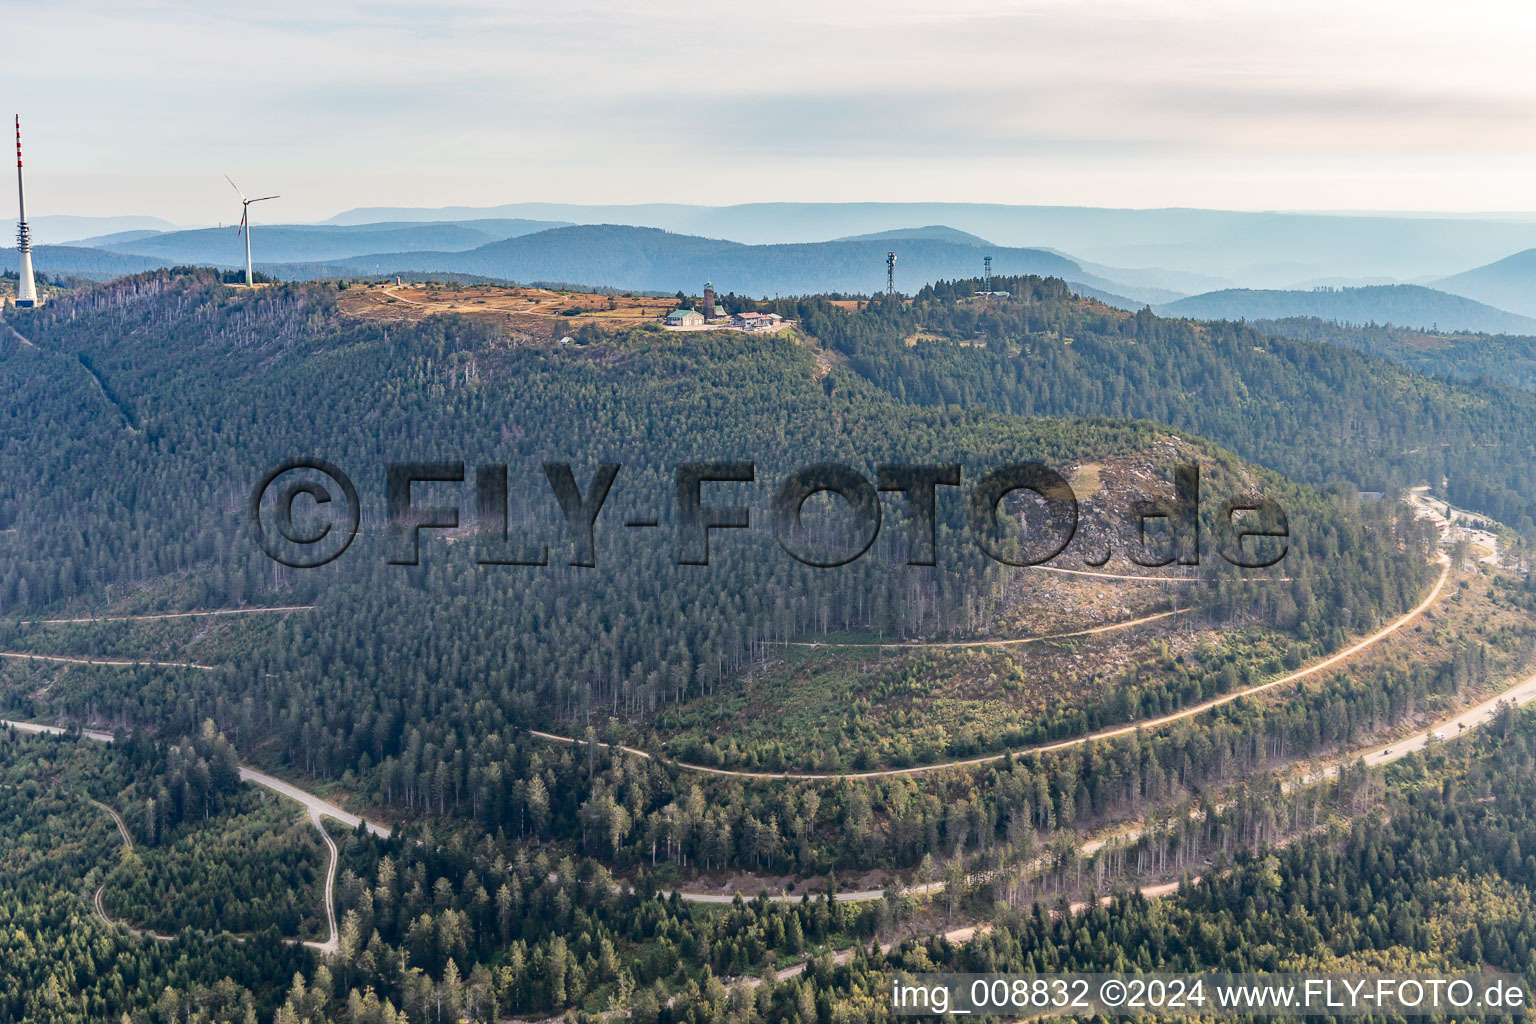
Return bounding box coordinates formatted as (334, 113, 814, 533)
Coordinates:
(0, 269, 1485, 1023)
(1, 244, 171, 280)
(1253, 317, 1536, 395)
(799, 276, 1536, 537)
(1157, 283, 1536, 334)
(1, 270, 1419, 747)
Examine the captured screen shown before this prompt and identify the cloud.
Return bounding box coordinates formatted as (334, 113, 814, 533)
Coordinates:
(9, 0, 1536, 219)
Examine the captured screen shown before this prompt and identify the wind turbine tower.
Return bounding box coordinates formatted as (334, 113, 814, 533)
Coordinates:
(13, 116, 39, 308)
(226, 176, 279, 287)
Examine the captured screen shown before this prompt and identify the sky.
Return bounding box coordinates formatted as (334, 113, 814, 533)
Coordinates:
(10, 0, 1536, 224)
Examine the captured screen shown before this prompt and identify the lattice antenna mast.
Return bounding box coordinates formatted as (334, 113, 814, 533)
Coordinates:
(983, 255, 992, 294)
(886, 251, 896, 295)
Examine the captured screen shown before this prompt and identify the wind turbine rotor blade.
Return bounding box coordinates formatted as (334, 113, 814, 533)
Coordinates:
(225, 174, 247, 200)
(237, 209, 247, 236)
(249, 195, 280, 203)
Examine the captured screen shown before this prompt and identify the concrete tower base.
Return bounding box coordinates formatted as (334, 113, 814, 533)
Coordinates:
(15, 248, 38, 307)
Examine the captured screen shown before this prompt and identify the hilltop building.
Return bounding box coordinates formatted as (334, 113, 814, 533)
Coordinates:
(664, 308, 705, 328)
(703, 282, 717, 319)
(733, 311, 783, 331)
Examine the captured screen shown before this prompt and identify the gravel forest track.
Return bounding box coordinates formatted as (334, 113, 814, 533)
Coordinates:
(3, 322, 36, 349)
(0, 554, 1497, 942)
(21, 605, 314, 625)
(7, 608, 1532, 929)
(89, 796, 133, 854)
(3, 720, 380, 952)
(788, 607, 1190, 649)
(308, 809, 342, 954)
(380, 285, 423, 305)
(533, 556, 1451, 780)
(654, 655, 1536, 907)
(0, 651, 216, 670)
(94, 884, 174, 942)
(0, 606, 310, 672)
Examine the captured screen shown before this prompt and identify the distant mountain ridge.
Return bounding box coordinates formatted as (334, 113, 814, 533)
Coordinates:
(21, 215, 1536, 326)
(83, 218, 570, 266)
(1, 245, 173, 280)
(32, 202, 1536, 291)
(321, 201, 1536, 284)
(834, 225, 996, 246)
(1434, 248, 1536, 318)
(12, 222, 1157, 300)
(32, 214, 184, 245)
(268, 223, 1179, 301)
(1158, 284, 1536, 334)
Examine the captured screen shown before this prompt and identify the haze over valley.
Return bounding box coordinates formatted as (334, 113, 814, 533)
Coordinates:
(16, 203, 1536, 333)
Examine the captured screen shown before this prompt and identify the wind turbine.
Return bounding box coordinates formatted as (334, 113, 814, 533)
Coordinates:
(226, 175, 278, 287)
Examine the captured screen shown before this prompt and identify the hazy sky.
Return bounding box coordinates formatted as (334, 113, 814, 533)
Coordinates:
(11, 0, 1536, 223)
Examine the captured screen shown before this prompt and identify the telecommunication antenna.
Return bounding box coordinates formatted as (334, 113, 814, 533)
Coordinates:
(886, 251, 897, 295)
(226, 175, 280, 287)
(13, 116, 39, 308)
(983, 255, 992, 294)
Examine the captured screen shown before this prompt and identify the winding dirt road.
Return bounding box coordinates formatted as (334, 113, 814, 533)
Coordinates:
(308, 810, 342, 954)
(1, 604, 311, 668)
(8, 609, 1533, 931)
(0, 651, 215, 671)
(689, 662, 1536, 908)
(231, 767, 391, 953)
(94, 884, 174, 942)
(3, 719, 389, 953)
(89, 796, 133, 855)
(788, 607, 1189, 649)
(22, 605, 313, 626)
(0, 555, 1494, 942)
(381, 286, 423, 306)
(534, 557, 1451, 780)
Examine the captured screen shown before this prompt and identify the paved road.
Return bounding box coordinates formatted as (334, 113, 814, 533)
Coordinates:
(1359, 671, 1536, 768)
(789, 607, 1190, 649)
(0, 556, 1504, 931)
(3, 719, 114, 742)
(235, 766, 391, 839)
(233, 767, 392, 953)
(534, 557, 1451, 781)
(2, 718, 389, 953)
